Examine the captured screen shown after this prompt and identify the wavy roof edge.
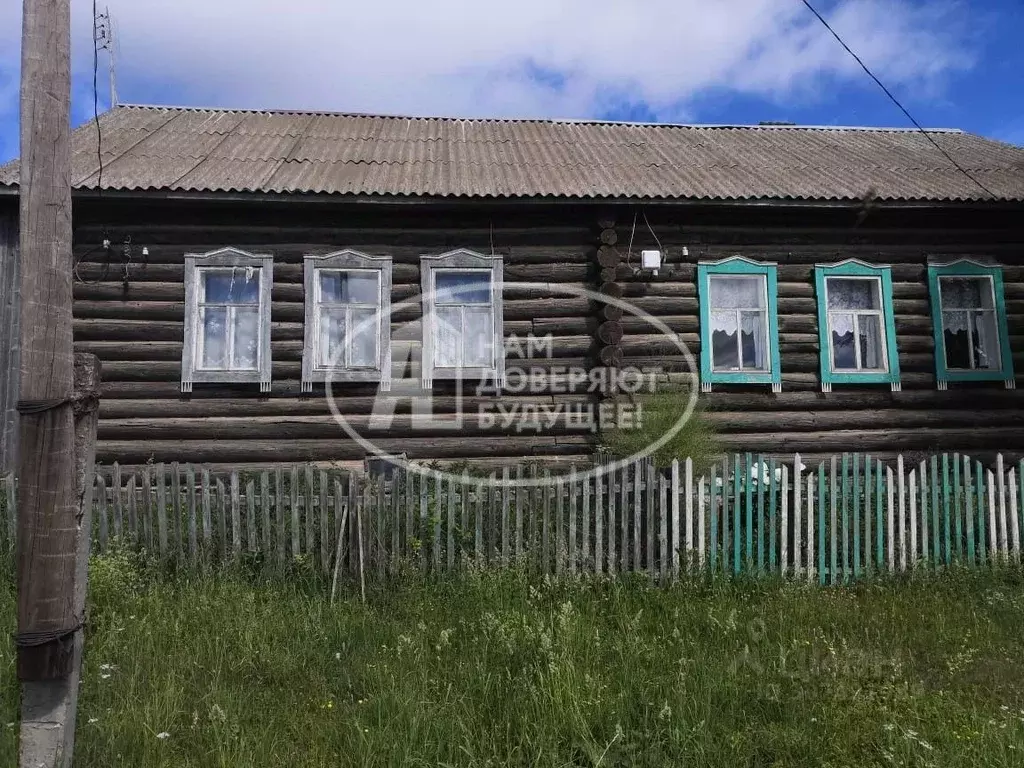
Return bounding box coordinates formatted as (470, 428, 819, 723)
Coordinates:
(108, 103, 969, 133)
(0, 104, 1022, 203)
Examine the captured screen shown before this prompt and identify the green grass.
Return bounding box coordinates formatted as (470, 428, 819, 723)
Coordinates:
(4, 554, 1024, 767)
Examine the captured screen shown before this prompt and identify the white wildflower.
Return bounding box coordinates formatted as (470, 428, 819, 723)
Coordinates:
(156, 732, 170, 740)
(335, 652, 341, 660)
(88, 718, 99, 724)
(100, 674, 111, 680)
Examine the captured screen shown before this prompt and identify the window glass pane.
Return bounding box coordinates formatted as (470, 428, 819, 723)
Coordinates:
(203, 269, 260, 304)
(434, 307, 462, 367)
(349, 308, 379, 368)
(830, 313, 857, 370)
(857, 314, 885, 370)
(973, 310, 1000, 370)
(436, 271, 491, 304)
(463, 307, 494, 367)
(940, 276, 991, 310)
(200, 307, 228, 369)
(709, 276, 764, 309)
(711, 310, 739, 370)
(232, 307, 260, 370)
(740, 311, 768, 371)
(827, 278, 879, 310)
(319, 308, 346, 367)
(320, 271, 379, 304)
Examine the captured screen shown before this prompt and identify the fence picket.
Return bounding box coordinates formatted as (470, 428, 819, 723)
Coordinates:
(817, 463, 826, 585)
(987, 468, 999, 560)
(186, 465, 197, 561)
(997, 455, 1008, 561)
(769, 457, 777, 574)
(275, 469, 285, 567)
(94, 474, 108, 552)
(851, 454, 859, 579)
(830, 456, 838, 584)
(607, 467, 617, 576)
(953, 454, 963, 562)
(261, 471, 271, 557)
(909, 469, 918, 569)
(757, 454, 766, 573)
(556, 475, 565, 577)
(321, 470, 330, 572)
(659, 471, 668, 583)
(568, 468, 578, 576)
(964, 458, 976, 565)
(793, 454, 802, 578)
(896, 455, 906, 572)
(863, 456, 872, 573)
(647, 461, 656, 581)
(805, 472, 814, 582)
(594, 471, 603, 576)
(942, 453, 953, 566)
(141, 467, 153, 550)
(289, 466, 300, 558)
(433, 472, 443, 575)
(216, 479, 227, 562)
(710, 464, 719, 573)
(930, 456, 940, 566)
(447, 473, 456, 572)
(170, 463, 182, 556)
(781, 464, 789, 576)
(200, 469, 212, 556)
(230, 471, 242, 558)
(918, 460, 928, 568)
(615, 466, 625, 573)
(697, 474, 706, 568)
(1010, 468, 1020, 564)
(155, 464, 167, 557)
(502, 466, 511, 569)
(515, 466, 524, 562)
(840, 454, 849, 582)
(684, 459, 693, 570)
(248, 478, 258, 555)
(113, 463, 124, 540)
(633, 461, 643, 574)
(671, 460, 680, 580)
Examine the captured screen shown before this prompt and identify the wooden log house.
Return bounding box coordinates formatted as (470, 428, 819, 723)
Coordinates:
(0, 106, 1022, 469)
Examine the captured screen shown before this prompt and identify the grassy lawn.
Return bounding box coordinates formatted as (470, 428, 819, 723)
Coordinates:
(3, 554, 1024, 767)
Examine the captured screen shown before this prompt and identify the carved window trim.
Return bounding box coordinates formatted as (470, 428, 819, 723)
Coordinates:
(301, 250, 393, 392)
(420, 249, 504, 389)
(181, 248, 273, 393)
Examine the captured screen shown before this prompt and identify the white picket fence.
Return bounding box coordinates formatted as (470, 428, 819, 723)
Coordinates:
(1, 453, 1022, 584)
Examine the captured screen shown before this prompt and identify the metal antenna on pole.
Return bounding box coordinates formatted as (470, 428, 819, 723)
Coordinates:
(95, 6, 118, 107)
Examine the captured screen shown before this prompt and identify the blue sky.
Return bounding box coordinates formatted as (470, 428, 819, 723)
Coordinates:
(0, 0, 1022, 164)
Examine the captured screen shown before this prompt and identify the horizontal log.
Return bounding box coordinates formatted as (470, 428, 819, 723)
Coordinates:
(707, 408, 1024, 433)
(701, 388, 1024, 412)
(96, 435, 596, 464)
(99, 393, 597, 419)
(98, 414, 599, 441)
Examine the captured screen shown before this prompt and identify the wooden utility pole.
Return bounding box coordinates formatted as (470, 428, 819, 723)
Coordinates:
(15, 1, 99, 766)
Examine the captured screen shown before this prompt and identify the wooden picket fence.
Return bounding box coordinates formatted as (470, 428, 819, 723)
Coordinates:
(1, 453, 1023, 585)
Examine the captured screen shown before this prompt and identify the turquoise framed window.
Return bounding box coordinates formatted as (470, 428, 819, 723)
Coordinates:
(697, 257, 781, 393)
(814, 259, 900, 392)
(927, 260, 1015, 390)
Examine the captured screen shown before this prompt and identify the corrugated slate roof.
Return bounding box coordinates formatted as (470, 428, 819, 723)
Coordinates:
(1, 104, 1023, 202)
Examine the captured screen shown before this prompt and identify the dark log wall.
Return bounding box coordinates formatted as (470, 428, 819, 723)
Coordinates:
(72, 200, 604, 466)
(0, 202, 18, 472)
(66, 198, 1024, 468)
(611, 207, 1024, 465)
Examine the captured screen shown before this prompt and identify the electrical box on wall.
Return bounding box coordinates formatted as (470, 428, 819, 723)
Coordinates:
(641, 249, 662, 274)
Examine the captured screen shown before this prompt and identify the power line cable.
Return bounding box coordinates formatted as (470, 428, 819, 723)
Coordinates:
(798, 0, 996, 199)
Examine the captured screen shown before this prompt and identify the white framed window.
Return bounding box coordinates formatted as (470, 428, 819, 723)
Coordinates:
(824, 276, 888, 372)
(937, 275, 1000, 371)
(927, 259, 1014, 389)
(182, 248, 273, 393)
(420, 249, 504, 388)
(813, 260, 901, 392)
(302, 250, 392, 392)
(709, 275, 770, 373)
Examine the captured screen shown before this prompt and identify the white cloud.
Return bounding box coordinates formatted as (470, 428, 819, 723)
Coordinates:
(0, 0, 973, 138)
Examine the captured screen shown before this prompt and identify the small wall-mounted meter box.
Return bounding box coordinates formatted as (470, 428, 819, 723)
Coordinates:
(641, 249, 662, 272)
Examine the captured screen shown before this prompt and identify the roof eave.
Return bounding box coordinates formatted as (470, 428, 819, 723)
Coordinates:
(1, 184, 1019, 209)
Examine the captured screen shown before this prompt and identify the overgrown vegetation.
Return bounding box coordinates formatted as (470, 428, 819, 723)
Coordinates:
(600, 389, 720, 474)
(4, 550, 1024, 767)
